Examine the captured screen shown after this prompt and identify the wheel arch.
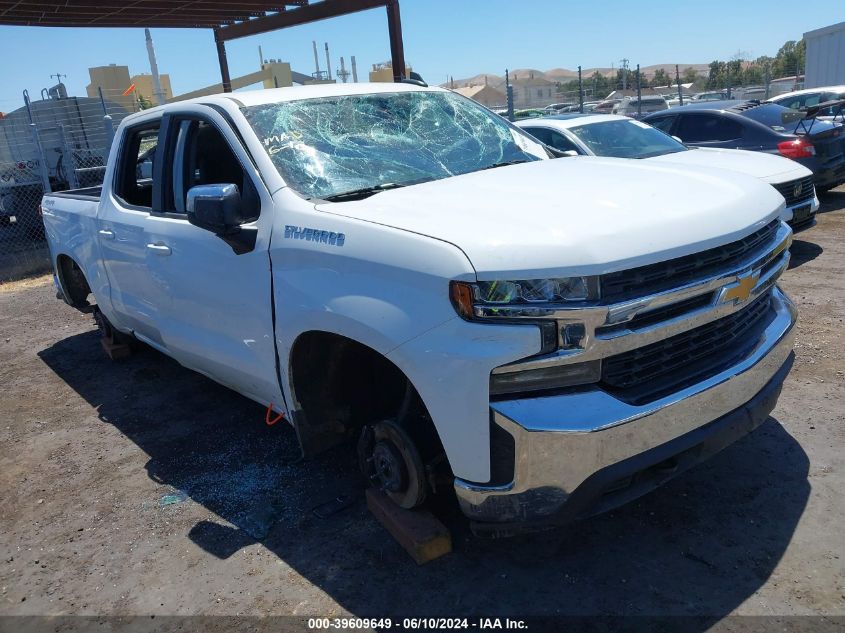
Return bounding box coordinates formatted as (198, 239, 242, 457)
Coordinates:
(286, 329, 446, 465)
(54, 253, 93, 311)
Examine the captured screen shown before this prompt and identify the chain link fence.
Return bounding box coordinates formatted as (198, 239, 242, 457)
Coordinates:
(0, 88, 133, 281)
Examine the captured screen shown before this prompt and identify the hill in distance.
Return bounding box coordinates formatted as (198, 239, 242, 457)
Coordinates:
(443, 64, 710, 88)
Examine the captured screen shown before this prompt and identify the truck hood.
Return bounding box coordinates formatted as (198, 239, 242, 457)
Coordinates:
(647, 147, 810, 183)
(315, 157, 784, 280)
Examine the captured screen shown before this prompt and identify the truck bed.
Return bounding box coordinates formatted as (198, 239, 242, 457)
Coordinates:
(48, 185, 102, 201)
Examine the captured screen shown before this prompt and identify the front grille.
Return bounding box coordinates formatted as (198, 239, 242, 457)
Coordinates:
(601, 220, 779, 303)
(772, 176, 814, 207)
(598, 292, 715, 335)
(601, 292, 774, 404)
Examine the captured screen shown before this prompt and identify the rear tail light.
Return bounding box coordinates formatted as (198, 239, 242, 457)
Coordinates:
(777, 138, 816, 158)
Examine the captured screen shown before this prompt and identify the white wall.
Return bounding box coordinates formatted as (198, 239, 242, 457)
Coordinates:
(804, 21, 845, 88)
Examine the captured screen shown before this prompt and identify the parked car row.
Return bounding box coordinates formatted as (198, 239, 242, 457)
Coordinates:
(644, 100, 845, 193)
(517, 113, 819, 226)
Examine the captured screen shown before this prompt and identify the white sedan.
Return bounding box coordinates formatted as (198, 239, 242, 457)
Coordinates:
(516, 113, 819, 227)
(767, 85, 845, 117)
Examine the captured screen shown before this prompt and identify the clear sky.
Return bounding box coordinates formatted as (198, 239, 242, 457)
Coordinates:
(0, 0, 839, 111)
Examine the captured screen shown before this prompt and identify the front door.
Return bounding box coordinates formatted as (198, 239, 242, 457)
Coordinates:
(142, 106, 282, 407)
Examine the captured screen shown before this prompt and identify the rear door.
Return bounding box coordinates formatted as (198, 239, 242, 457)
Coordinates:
(97, 118, 167, 344)
(142, 105, 282, 406)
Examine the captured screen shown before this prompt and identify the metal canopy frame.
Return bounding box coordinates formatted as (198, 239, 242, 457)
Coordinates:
(0, 0, 407, 90)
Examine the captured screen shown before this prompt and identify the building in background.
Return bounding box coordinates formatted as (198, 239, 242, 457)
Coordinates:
(510, 72, 555, 108)
(451, 83, 507, 109)
(131, 73, 173, 103)
(369, 61, 412, 82)
(86, 65, 134, 111)
(804, 21, 845, 88)
(85, 64, 173, 110)
(261, 60, 294, 88)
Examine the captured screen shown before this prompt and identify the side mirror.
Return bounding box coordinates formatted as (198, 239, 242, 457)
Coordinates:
(187, 184, 242, 235)
(672, 136, 683, 143)
(561, 149, 579, 157)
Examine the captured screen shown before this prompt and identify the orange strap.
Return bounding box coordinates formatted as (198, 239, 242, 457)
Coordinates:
(265, 403, 285, 426)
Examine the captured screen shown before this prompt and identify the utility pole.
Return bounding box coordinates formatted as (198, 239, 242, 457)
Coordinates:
(505, 69, 514, 122)
(578, 66, 584, 113)
(636, 64, 642, 117)
(620, 58, 629, 91)
(676, 64, 683, 106)
(726, 62, 732, 99)
(50, 72, 67, 86)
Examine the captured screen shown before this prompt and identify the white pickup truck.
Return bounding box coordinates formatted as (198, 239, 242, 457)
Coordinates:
(42, 83, 797, 534)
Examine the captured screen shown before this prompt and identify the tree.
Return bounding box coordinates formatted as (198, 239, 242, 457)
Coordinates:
(682, 66, 699, 84)
(651, 68, 669, 87)
(137, 94, 153, 110)
(772, 39, 805, 78)
(707, 60, 726, 89)
(725, 59, 743, 89)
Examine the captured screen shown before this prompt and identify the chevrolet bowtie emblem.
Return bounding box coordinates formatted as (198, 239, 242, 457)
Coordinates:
(721, 271, 760, 304)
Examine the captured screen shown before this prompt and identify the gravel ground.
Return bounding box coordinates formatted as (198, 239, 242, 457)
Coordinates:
(1, 187, 844, 627)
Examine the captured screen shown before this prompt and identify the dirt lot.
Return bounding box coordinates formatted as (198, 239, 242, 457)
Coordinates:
(1, 187, 844, 627)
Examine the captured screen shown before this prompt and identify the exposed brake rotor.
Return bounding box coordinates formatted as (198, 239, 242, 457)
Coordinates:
(358, 419, 427, 509)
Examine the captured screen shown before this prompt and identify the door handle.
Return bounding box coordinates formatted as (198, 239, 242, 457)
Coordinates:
(98, 229, 115, 240)
(146, 243, 172, 256)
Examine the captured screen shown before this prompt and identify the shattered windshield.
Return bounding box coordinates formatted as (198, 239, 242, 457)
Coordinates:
(242, 90, 547, 200)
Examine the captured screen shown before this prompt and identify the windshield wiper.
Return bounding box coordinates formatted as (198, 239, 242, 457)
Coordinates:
(477, 159, 532, 171)
(322, 182, 406, 202)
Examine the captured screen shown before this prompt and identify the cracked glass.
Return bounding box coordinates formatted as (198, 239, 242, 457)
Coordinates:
(242, 90, 547, 200)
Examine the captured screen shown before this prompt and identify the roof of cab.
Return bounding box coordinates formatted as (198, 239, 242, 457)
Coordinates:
(123, 83, 443, 124)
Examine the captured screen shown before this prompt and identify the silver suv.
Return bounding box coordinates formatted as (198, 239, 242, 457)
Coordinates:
(612, 95, 668, 119)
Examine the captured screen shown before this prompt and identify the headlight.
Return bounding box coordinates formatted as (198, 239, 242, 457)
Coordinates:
(450, 277, 597, 322)
(450, 278, 600, 396)
(476, 277, 591, 304)
(450, 278, 597, 352)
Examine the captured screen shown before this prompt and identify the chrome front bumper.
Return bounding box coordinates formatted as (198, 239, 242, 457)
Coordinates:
(454, 285, 797, 528)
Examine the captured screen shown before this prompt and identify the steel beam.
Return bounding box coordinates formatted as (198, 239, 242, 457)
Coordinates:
(216, 0, 386, 42)
(385, 0, 405, 82)
(214, 28, 233, 93)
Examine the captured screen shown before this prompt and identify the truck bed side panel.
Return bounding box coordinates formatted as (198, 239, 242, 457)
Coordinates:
(42, 194, 116, 320)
